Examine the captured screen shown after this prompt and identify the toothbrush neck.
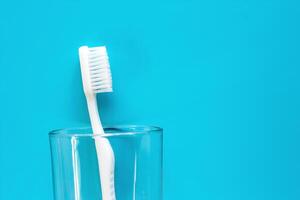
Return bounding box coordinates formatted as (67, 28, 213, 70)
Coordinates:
(86, 94, 104, 135)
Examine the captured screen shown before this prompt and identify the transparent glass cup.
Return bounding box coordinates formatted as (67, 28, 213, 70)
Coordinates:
(49, 125, 163, 200)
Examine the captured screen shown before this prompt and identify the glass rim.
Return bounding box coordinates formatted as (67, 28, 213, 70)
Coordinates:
(49, 125, 163, 138)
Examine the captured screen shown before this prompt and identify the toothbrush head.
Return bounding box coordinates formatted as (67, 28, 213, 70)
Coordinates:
(79, 46, 112, 95)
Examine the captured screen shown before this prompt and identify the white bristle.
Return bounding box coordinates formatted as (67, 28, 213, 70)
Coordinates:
(79, 46, 113, 94)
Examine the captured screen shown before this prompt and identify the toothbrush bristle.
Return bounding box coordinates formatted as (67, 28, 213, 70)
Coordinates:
(87, 47, 112, 93)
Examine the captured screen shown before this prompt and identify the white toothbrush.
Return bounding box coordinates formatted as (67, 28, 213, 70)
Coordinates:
(79, 46, 116, 200)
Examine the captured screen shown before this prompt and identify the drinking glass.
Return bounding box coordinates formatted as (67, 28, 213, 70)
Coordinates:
(49, 125, 163, 200)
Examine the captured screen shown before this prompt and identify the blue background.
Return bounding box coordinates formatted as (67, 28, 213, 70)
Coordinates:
(0, 0, 300, 199)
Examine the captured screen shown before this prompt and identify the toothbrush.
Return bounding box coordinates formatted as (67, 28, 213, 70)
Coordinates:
(79, 46, 116, 200)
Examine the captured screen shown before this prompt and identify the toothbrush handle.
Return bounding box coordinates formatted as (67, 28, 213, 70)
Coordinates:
(86, 94, 103, 133)
(95, 138, 116, 200)
(86, 95, 116, 200)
